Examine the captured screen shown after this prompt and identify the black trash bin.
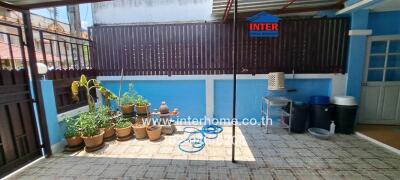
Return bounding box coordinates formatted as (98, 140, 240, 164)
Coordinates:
(290, 102, 308, 133)
(309, 104, 334, 130)
(333, 96, 358, 134)
(309, 96, 334, 130)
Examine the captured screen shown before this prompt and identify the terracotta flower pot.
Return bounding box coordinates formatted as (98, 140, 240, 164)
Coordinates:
(132, 123, 147, 139)
(115, 124, 132, 138)
(101, 124, 115, 139)
(82, 130, 104, 149)
(66, 136, 83, 147)
(146, 125, 162, 141)
(120, 104, 135, 115)
(136, 104, 150, 115)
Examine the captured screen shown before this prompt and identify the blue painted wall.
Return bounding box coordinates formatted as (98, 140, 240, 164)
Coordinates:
(346, 10, 369, 102)
(214, 79, 331, 120)
(40, 80, 64, 145)
(368, 11, 400, 35)
(346, 10, 400, 102)
(101, 80, 206, 119)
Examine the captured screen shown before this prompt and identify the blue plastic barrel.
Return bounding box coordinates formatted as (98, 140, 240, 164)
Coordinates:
(309, 96, 330, 105)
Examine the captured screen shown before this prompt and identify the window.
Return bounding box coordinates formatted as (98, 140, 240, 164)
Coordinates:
(367, 39, 400, 82)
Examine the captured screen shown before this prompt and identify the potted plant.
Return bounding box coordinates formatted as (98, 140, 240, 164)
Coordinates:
(132, 123, 147, 139)
(120, 92, 135, 115)
(146, 125, 161, 141)
(119, 83, 137, 115)
(71, 75, 116, 112)
(64, 116, 83, 148)
(78, 112, 104, 149)
(115, 117, 132, 138)
(136, 95, 151, 115)
(97, 106, 115, 141)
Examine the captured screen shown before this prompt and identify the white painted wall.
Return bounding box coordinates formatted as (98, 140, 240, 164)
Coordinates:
(92, 0, 216, 25)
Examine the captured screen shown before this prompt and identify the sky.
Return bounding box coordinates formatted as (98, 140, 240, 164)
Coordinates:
(30, 3, 93, 30)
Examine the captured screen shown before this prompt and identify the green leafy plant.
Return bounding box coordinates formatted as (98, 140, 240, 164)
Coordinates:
(136, 95, 149, 106)
(71, 75, 117, 112)
(96, 106, 113, 129)
(77, 112, 100, 137)
(120, 92, 136, 105)
(120, 83, 137, 106)
(64, 116, 80, 138)
(115, 117, 132, 128)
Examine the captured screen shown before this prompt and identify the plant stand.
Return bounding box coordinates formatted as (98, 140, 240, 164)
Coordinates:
(84, 142, 105, 152)
(63, 144, 84, 153)
(116, 132, 134, 141)
(103, 134, 116, 142)
(122, 112, 136, 118)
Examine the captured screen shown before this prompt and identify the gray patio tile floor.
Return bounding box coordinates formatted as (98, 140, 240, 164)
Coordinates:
(7, 126, 400, 180)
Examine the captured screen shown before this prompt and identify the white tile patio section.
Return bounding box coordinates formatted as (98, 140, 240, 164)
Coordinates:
(7, 126, 400, 179)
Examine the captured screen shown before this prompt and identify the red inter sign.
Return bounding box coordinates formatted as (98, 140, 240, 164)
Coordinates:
(247, 12, 280, 37)
(249, 23, 279, 31)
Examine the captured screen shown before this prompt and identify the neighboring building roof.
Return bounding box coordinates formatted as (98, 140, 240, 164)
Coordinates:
(0, 42, 60, 62)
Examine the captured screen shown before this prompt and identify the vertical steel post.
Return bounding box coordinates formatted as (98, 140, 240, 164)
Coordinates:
(22, 11, 52, 157)
(231, 0, 238, 163)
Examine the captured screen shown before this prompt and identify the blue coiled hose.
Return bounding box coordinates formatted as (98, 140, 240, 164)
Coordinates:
(178, 125, 223, 153)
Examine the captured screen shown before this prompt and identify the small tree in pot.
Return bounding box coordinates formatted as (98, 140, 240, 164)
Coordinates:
(115, 117, 132, 138)
(119, 83, 137, 115)
(97, 106, 115, 140)
(136, 95, 150, 115)
(78, 112, 104, 149)
(64, 116, 82, 148)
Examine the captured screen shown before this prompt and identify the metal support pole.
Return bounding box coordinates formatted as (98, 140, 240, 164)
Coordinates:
(231, 0, 238, 163)
(22, 11, 52, 157)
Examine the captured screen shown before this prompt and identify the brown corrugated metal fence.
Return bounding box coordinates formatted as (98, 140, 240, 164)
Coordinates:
(91, 18, 349, 75)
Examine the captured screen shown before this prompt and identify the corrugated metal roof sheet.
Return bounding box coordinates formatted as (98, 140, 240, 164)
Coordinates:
(213, 0, 341, 15)
(0, 0, 110, 10)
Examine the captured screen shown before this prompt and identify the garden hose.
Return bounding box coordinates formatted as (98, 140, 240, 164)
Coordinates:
(178, 125, 223, 153)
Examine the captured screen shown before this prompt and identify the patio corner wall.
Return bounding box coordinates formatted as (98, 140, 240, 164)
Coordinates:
(346, 10, 400, 103)
(99, 74, 344, 121)
(38, 79, 95, 153)
(40, 80, 65, 153)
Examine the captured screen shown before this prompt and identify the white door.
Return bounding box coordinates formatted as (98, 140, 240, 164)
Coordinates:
(359, 36, 400, 125)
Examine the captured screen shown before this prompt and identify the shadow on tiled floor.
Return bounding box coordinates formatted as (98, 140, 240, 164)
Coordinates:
(8, 126, 400, 179)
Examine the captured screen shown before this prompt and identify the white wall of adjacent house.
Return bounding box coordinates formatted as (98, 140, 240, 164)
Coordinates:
(92, 0, 216, 25)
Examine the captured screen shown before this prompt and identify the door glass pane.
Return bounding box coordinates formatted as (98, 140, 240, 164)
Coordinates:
(371, 41, 387, 53)
(368, 69, 383, 81)
(387, 55, 400, 67)
(386, 69, 400, 81)
(369, 56, 385, 68)
(389, 40, 400, 53)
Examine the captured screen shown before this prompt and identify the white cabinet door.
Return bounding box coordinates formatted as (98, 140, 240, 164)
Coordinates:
(359, 86, 382, 123)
